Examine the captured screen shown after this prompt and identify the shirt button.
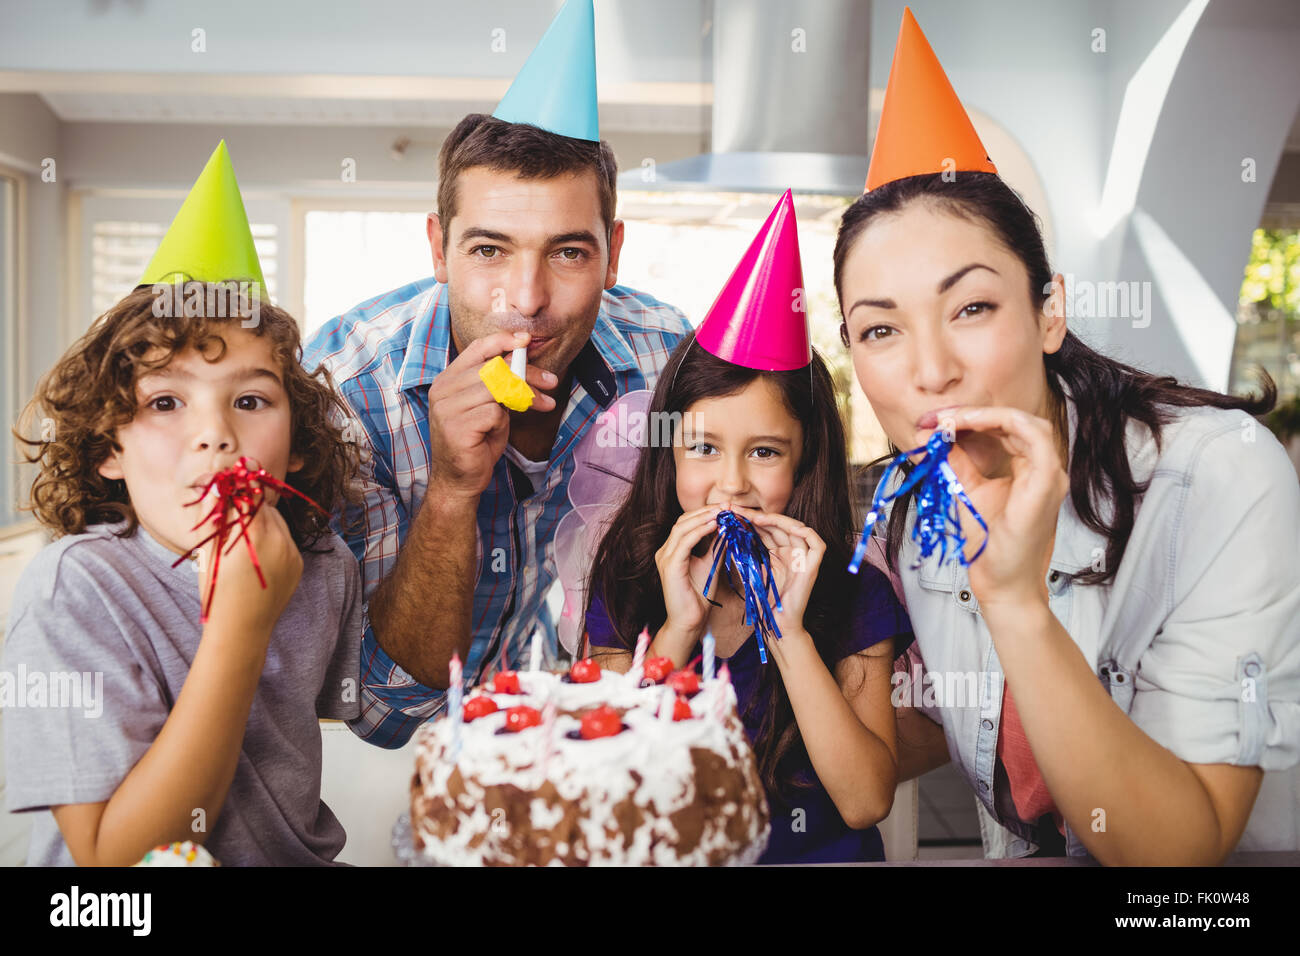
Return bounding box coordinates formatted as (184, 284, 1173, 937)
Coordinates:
(959, 589, 972, 602)
(979, 780, 990, 792)
(1245, 661, 1261, 678)
(1049, 571, 1060, 583)
(981, 719, 993, 730)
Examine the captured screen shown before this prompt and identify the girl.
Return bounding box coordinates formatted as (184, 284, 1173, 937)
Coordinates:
(2, 143, 364, 866)
(833, 10, 1299, 865)
(583, 193, 913, 864)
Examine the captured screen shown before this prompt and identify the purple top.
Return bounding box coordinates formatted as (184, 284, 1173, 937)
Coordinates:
(586, 563, 913, 864)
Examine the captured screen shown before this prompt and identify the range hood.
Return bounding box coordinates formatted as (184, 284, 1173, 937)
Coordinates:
(618, 0, 871, 195)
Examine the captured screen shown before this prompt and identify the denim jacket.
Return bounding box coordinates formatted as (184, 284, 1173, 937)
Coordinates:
(893, 385, 1300, 859)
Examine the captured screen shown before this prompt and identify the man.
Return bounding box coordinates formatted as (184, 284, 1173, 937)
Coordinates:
(302, 0, 689, 748)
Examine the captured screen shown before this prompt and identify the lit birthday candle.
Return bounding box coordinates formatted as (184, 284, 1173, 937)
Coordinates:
(702, 632, 716, 681)
(448, 652, 464, 759)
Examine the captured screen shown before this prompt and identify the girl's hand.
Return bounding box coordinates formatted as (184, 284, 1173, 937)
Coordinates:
(729, 505, 824, 640)
(654, 505, 722, 644)
(199, 484, 303, 636)
(937, 406, 1068, 610)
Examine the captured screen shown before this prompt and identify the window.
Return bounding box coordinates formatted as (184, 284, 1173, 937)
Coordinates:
(90, 219, 279, 320)
(300, 208, 431, 338)
(1233, 223, 1300, 402)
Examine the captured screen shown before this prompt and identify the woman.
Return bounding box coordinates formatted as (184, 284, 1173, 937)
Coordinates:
(832, 9, 1300, 865)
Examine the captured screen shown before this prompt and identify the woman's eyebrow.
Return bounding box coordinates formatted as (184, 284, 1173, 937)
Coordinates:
(848, 263, 1002, 316)
(937, 263, 999, 293)
(848, 296, 896, 314)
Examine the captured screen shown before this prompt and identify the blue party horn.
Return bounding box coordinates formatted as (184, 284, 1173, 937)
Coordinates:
(849, 431, 988, 574)
(703, 510, 783, 664)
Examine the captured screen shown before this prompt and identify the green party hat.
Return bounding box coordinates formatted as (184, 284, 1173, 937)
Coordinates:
(139, 140, 267, 297)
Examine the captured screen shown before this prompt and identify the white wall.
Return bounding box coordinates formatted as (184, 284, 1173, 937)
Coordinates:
(1108, 0, 1300, 388)
(0, 93, 65, 533)
(0, 0, 710, 85)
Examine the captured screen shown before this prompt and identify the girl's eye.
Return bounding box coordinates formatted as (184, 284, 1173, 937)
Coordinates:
(959, 301, 995, 318)
(556, 248, 585, 261)
(472, 245, 499, 259)
(235, 395, 269, 411)
(751, 447, 779, 460)
(147, 395, 180, 412)
(685, 442, 716, 458)
(859, 325, 895, 343)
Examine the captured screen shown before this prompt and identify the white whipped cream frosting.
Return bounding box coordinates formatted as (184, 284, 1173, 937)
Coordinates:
(411, 669, 770, 866)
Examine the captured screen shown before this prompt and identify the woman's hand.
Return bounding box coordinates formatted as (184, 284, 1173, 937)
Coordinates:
(654, 505, 723, 646)
(936, 406, 1068, 610)
(729, 505, 824, 643)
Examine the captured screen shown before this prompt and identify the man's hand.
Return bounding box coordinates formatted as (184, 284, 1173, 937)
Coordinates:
(428, 331, 557, 499)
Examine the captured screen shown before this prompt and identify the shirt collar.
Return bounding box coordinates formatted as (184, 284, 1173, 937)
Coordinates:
(396, 283, 452, 395)
(397, 283, 637, 401)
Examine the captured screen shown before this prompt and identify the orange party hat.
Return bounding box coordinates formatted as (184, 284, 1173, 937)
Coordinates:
(864, 7, 997, 191)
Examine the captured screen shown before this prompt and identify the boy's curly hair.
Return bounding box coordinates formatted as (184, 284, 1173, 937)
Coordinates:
(14, 283, 361, 549)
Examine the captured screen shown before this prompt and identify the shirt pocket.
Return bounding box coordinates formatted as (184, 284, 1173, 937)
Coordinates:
(916, 560, 982, 617)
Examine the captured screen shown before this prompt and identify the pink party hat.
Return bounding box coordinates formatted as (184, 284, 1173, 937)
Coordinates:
(695, 190, 810, 371)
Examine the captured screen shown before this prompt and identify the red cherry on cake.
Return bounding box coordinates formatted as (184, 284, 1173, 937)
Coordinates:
(580, 705, 623, 739)
(503, 705, 542, 732)
(642, 656, 674, 683)
(492, 671, 521, 694)
(569, 658, 601, 683)
(673, 698, 693, 721)
(463, 697, 499, 722)
(668, 670, 700, 696)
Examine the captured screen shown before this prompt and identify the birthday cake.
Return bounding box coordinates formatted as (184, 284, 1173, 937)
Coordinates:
(132, 841, 219, 867)
(409, 658, 770, 866)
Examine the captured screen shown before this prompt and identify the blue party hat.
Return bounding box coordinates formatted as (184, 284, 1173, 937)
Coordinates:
(492, 0, 599, 142)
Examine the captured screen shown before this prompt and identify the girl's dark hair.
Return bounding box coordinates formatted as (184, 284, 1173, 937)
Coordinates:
(832, 172, 1276, 584)
(585, 332, 860, 800)
(15, 283, 361, 550)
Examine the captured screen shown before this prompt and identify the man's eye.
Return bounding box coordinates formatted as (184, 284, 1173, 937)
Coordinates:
(472, 246, 499, 258)
(556, 248, 585, 261)
(147, 396, 180, 412)
(859, 325, 894, 342)
(235, 395, 269, 411)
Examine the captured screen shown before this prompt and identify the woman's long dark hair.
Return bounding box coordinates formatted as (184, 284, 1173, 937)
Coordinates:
(832, 172, 1276, 584)
(585, 332, 859, 800)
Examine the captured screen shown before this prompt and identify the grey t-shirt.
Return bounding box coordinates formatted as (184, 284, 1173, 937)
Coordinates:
(2, 520, 362, 866)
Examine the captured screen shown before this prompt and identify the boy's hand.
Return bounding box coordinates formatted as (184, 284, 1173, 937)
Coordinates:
(199, 486, 302, 635)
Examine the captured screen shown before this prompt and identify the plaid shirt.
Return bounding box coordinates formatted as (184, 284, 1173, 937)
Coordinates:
(301, 276, 689, 748)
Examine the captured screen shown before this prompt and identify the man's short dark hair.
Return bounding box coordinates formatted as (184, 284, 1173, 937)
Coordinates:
(436, 114, 618, 246)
